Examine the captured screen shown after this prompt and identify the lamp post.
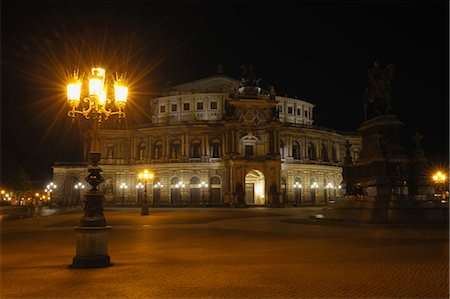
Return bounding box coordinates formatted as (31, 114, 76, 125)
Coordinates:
(119, 183, 128, 206)
(67, 66, 128, 268)
(153, 182, 163, 206)
(432, 171, 447, 199)
(45, 182, 57, 207)
(337, 185, 342, 200)
(175, 181, 185, 206)
(138, 170, 153, 215)
(136, 182, 144, 206)
(74, 182, 85, 207)
(325, 183, 333, 204)
(293, 181, 302, 206)
(311, 182, 319, 205)
(200, 181, 208, 206)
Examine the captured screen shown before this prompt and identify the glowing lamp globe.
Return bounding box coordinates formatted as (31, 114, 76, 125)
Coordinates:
(98, 90, 107, 106)
(115, 85, 128, 106)
(67, 82, 82, 106)
(89, 67, 105, 97)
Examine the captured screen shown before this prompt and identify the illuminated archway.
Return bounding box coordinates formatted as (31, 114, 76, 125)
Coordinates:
(245, 170, 265, 205)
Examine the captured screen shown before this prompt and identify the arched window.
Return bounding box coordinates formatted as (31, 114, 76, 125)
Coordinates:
(308, 143, 316, 160)
(170, 139, 181, 159)
(332, 145, 337, 162)
(153, 141, 162, 159)
(210, 138, 221, 158)
(190, 176, 200, 185)
(210, 176, 221, 185)
(292, 141, 301, 160)
(321, 144, 328, 161)
(171, 177, 180, 185)
(190, 139, 201, 158)
(280, 140, 285, 159)
(137, 142, 146, 161)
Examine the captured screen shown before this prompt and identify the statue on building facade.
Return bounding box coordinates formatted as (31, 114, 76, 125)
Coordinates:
(240, 64, 260, 87)
(362, 61, 395, 120)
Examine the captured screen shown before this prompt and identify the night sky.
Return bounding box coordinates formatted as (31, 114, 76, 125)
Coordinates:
(1, 2, 449, 183)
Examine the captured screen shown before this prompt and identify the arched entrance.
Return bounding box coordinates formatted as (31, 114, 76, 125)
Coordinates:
(245, 170, 265, 205)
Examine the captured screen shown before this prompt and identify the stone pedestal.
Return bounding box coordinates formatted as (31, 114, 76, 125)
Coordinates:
(343, 114, 410, 198)
(325, 114, 447, 223)
(72, 226, 112, 268)
(323, 195, 448, 223)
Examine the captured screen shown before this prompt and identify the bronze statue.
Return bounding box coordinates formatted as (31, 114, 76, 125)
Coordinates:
(240, 64, 260, 86)
(362, 61, 395, 120)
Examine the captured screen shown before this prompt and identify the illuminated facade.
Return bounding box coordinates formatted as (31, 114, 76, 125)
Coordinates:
(53, 73, 362, 207)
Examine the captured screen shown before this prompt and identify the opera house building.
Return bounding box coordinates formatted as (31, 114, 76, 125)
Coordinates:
(52, 71, 362, 207)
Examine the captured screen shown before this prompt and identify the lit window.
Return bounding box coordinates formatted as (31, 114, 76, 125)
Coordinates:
(160, 106, 166, 113)
(183, 103, 190, 111)
(197, 102, 204, 110)
(171, 104, 177, 112)
(210, 101, 217, 109)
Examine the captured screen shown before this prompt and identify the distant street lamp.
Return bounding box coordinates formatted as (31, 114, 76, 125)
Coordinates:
(432, 171, 448, 198)
(293, 181, 302, 206)
(74, 182, 85, 207)
(138, 170, 154, 215)
(153, 182, 163, 206)
(136, 182, 144, 205)
(119, 183, 128, 206)
(200, 181, 208, 206)
(311, 182, 319, 204)
(325, 182, 333, 204)
(175, 181, 185, 206)
(67, 66, 128, 268)
(45, 182, 57, 206)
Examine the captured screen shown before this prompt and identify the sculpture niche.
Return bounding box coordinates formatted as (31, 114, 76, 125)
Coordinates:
(362, 61, 395, 120)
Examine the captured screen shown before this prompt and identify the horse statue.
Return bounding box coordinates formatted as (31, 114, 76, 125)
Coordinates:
(362, 61, 395, 120)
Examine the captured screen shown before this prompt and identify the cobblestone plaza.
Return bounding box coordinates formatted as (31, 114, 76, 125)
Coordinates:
(1, 207, 448, 298)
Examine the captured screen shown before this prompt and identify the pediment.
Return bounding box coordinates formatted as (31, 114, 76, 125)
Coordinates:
(241, 133, 259, 142)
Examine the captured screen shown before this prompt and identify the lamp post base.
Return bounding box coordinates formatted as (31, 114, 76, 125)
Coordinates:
(72, 226, 112, 268)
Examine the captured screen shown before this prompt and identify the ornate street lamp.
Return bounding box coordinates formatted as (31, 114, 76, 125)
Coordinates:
(119, 183, 128, 206)
(67, 66, 128, 268)
(138, 170, 154, 215)
(293, 181, 302, 206)
(199, 181, 208, 206)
